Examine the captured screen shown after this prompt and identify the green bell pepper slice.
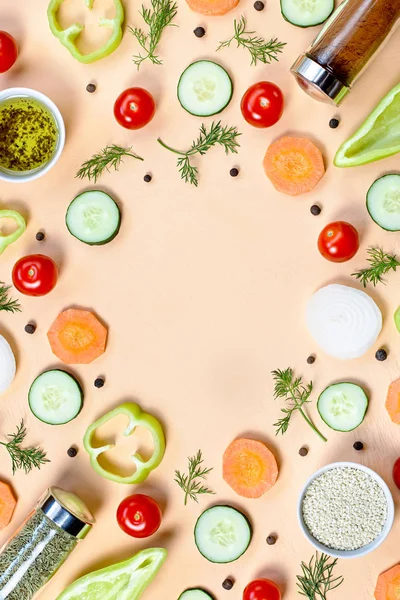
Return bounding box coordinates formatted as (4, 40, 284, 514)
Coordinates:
(47, 0, 124, 64)
(83, 402, 165, 484)
(0, 210, 26, 255)
(56, 547, 167, 600)
(335, 81, 400, 167)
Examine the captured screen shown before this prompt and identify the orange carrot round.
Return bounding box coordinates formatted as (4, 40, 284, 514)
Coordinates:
(0, 481, 16, 530)
(386, 378, 400, 424)
(263, 136, 325, 196)
(374, 564, 400, 600)
(223, 438, 278, 499)
(185, 0, 239, 16)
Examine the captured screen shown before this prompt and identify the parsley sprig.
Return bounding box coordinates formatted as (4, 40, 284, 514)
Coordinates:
(272, 368, 327, 442)
(352, 247, 400, 287)
(175, 450, 215, 505)
(1, 421, 49, 475)
(158, 121, 241, 186)
(297, 552, 344, 599)
(0, 283, 21, 313)
(217, 16, 286, 66)
(76, 145, 144, 183)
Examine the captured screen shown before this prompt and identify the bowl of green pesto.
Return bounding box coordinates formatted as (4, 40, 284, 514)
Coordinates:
(0, 87, 65, 183)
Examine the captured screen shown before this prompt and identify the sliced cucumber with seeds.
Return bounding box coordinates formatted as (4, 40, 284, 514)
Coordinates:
(29, 369, 83, 425)
(178, 60, 233, 117)
(194, 505, 252, 564)
(66, 190, 121, 245)
(179, 590, 214, 600)
(367, 174, 400, 231)
(281, 0, 334, 27)
(318, 382, 368, 432)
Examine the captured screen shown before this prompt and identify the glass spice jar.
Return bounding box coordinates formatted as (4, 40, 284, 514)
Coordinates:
(291, 0, 400, 105)
(0, 487, 95, 600)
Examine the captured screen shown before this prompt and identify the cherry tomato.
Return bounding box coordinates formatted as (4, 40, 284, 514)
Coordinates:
(317, 221, 359, 263)
(240, 82, 284, 128)
(243, 579, 281, 600)
(0, 31, 18, 74)
(117, 494, 162, 538)
(114, 88, 156, 130)
(12, 254, 58, 297)
(393, 457, 400, 490)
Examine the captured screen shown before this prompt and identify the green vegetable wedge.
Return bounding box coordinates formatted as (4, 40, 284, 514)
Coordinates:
(335, 81, 400, 167)
(56, 548, 167, 600)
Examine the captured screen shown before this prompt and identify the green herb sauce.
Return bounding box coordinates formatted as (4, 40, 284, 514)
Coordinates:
(0, 97, 58, 172)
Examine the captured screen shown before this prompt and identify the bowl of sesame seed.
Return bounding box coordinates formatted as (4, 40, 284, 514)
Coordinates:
(298, 461, 394, 559)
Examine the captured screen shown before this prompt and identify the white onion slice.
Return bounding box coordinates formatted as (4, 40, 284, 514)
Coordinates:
(0, 334, 16, 393)
(306, 284, 382, 360)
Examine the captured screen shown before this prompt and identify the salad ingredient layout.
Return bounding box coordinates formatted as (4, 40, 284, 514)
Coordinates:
(0, 210, 26, 255)
(0, 31, 18, 73)
(352, 247, 400, 287)
(28, 369, 83, 425)
(175, 450, 215, 505)
(0, 421, 49, 474)
(302, 467, 388, 551)
(129, 0, 178, 68)
(0, 481, 16, 530)
(158, 121, 241, 186)
(317, 382, 368, 432)
(194, 505, 252, 563)
(243, 579, 281, 600)
(117, 494, 162, 538)
(47, 0, 125, 64)
(185, 0, 238, 17)
(240, 82, 284, 128)
(177, 61, 233, 117)
(271, 368, 327, 441)
(281, 0, 334, 28)
(366, 174, 400, 231)
(217, 17, 286, 66)
(306, 284, 382, 360)
(263, 136, 325, 196)
(179, 590, 214, 600)
(385, 378, 400, 424)
(114, 87, 156, 130)
(223, 438, 278, 498)
(83, 402, 165, 483)
(47, 308, 108, 364)
(393, 457, 400, 489)
(374, 564, 400, 600)
(76, 145, 144, 184)
(56, 547, 167, 600)
(66, 191, 121, 246)
(0, 334, 16, 394)
(0, 282, 20, 313)
(296, 553, 344, 599)
(12, 254, 58, 297)
(317, 221, 359, 263)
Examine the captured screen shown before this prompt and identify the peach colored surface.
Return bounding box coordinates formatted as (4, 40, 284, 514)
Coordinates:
(1, 1, 400, 599)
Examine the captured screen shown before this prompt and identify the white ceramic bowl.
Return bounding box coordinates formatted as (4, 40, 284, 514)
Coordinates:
(0, 87, 65, 183)
(298, 461, 395, 559)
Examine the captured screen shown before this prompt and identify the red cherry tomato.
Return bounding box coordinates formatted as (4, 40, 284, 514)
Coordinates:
(393, 457, 400, 490)
(243, 579, 281, 600)
(240, 82, 284, 128)
(114, 88, 156, 130)
(117, 494, 162, 538)
(12, 254, 58, 297)
(0, 31, 18, 74)
(317, 221, 359, 263)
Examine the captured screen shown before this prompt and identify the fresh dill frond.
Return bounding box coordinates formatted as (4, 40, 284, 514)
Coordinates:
(174, 450, 215, 505)
(0, 283, 21, 313)
(352, 247, 400, 287)
(0, 421, 50, 475)
(76, 145, 144, 183)
(297, 552, 344, 599)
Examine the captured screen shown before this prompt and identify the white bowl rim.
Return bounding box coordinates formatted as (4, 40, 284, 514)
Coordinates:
(0, 87, 65, 183)
(297, 461, 395, 559)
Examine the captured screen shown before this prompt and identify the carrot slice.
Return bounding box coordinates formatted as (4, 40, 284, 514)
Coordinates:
(185, 0, 239, 16)
(223, 438, 278, 498)
(263, 136, 325, 196)
(47, 308, 107, 365)
(374, 564, 400, 600)
(386, 378, 400, 424)
(0, 481, 16, 530)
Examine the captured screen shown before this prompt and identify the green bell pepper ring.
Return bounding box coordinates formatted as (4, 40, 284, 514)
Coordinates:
(83, 403, 165, 484)
(47, 0, 124, 64)
(0, 210, 26, 255)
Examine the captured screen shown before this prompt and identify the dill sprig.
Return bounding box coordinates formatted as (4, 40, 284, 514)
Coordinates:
(297, 552, 344, 599)
(129, 0, 178, 69)
(272, 368, 327, 442)
(0, 282, 21, 313)
(0, 421, 49, 475)
(174, 450, 215, 505)
(157, 121, 241, 186)
(76, 145, 144, 183)
(352, 247, 400, 287)
(217, 16, 286, 66)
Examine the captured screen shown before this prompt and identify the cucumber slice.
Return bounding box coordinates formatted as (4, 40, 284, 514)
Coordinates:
(281, 0, 334, 27)
(179, 590, 214, 600)
(29, 369, 83, 425)
(395, 306, 400, 332)
(178, 60, 233, 117)
(194, 505, 252, 564)
(318, 382, 368, 432)
(367, 174, 400, 231)
(66, 190, 121, 245)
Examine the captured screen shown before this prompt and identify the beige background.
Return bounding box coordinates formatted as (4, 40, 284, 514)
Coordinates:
(1, 0, 400, 598)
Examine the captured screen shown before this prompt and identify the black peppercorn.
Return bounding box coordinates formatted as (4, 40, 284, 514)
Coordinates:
(329, 118, 340, 129)
(375, 348, 387, 361)
(36, 231, 45, 241)
(266, 534, 277, 545)
(194, 26, 206, 38)
(353, 441, 364, 451)
(230, 167, 239, 177)
(307, 355, 316, 364)
(310, 205, 321, 216)
(299, 447, 309, 457)
(144, 174, 152, 182)
(254, 0, 265, 9)
(86, 83, 97, 93)
(67, 447, 78, 458)
(24, 323, 36, 335)
(222, 579, 234, 590)
(94, 377, 105, 388)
